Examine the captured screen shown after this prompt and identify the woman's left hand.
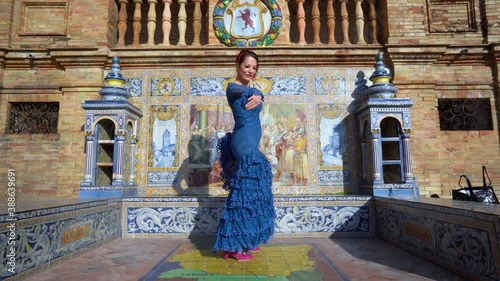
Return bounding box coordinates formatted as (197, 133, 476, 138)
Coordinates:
(245, 95, 262, 110)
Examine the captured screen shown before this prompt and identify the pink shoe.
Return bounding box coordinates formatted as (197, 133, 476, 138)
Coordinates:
(223, 251, 253, 261)
(250, 247, 260, 253)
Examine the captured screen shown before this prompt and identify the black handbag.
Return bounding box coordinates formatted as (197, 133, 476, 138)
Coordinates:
(452, 166, 499, 204)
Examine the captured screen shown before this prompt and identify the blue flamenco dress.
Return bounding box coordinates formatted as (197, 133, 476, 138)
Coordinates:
(212, 83, 276, 253)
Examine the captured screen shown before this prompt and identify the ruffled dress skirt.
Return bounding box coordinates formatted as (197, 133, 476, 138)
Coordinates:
(212, 133, 276, 253)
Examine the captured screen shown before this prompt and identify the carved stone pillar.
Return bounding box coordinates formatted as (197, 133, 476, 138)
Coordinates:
(312, 0, 321, 44)
(147, 0, 158, 45)
(193, 0, 203, 46)
(296, 0, 307, 45)
(178, 0, 188, 46)
(339, 0, 349, 44)
(162, 0, 173, 45)
(133, 0, 143, 46)
(326, 0, 335, 44)
(117, 0, 129, 46)
(284, 0, 291, 43)
(367, 0, 377, 44)
(354, 0, 366, 45)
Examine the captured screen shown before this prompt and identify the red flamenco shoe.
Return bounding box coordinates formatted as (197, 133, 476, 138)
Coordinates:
(250, 247, 260, 253)
(223, 251, 253, 261)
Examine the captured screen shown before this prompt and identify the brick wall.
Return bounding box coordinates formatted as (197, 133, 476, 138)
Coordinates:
(56, 89, 100, 198)
(0, 134, 60, 201)
(394, 61, 499, 198)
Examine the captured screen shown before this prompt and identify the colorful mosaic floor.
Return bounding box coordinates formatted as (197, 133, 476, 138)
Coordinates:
(25, 238, 469, 281)
(141, 243, 345, 281)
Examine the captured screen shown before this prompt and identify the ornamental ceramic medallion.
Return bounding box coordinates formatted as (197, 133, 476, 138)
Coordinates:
(213, 0, 282, 47)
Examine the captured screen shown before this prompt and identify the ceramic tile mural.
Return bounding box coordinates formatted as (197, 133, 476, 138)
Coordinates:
(375, 198, 500, 280)
(123, 66, 373, 196)
(150, 77, 182, 96)
(0, 204, 120, 280)
(125, 78, 142, 97)
(315, 76, 347, 95)
(122, 196, 373, 238)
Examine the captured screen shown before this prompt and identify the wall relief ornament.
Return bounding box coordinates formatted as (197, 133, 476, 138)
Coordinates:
(213, 0, 282, 47)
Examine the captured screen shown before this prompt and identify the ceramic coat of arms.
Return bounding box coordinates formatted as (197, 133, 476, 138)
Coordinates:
(213, 0, 282, 47)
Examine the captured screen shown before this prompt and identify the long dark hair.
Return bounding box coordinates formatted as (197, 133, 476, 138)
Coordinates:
(235, 50, 259, 67)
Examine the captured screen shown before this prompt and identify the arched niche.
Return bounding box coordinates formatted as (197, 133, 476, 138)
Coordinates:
(380, 117, 403, 184)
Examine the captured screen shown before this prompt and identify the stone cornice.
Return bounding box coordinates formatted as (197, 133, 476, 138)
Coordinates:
(385, 44, 491, 65)
(0, 45, 497, 69)
(109, 46, 384, 68)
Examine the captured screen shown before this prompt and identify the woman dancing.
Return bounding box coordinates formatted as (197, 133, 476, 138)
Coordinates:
(212, 50, 276, 261)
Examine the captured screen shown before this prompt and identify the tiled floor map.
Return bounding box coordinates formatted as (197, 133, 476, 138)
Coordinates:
(140, 243, 348, 281)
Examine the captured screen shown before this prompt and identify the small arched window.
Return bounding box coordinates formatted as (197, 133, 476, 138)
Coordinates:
(380, 117, 403, 184)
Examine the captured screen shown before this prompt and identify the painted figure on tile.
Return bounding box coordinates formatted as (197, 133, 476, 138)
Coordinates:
(318, 104, 346, 167)
(293, 130, 308, 185)
(273, 125, 296, 184)
(205, 125, 219, 164)
(189, 124, 204, 164)
(212, 49, 275, 261)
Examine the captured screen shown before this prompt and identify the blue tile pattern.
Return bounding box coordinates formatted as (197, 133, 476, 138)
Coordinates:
(0, 206, 120, 279)
(375, 198, 500, 280)
(189, 77, 230, 96)
(125, 78, 142, 97)
(315, 76, 347, 95)
(124, 196, 372, 237)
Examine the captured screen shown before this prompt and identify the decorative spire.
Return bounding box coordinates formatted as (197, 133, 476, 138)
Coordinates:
(364, 52, 397, 99)
(99, 56, 131, 100)
(370, 52, 391, 83)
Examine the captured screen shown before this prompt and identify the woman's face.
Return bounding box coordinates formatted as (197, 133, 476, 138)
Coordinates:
(236, 56, 258, 85)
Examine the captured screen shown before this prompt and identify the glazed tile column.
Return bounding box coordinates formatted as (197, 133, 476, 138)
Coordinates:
(113, 129, 127, 185)
(326, 0, 335, 44)
(129, 136, 138, 185)
(367, 0, 377, 44)
(312, 0, 321, 44)
(354, 0, 366, 44)
(296, 0, 307, 45)
(178, 0, 188, 46)
(117, 0, 129, 46)
(193, 0, 203, 46)
(339, 0, 349, 44)
(371, 129, 383, 184)
(361, 139, 368, 182)
(83, 130, 96, 185)
(147, 0, 158, 45)
(133, 0, 143, 45)
(162, 0, 172, 45)
(402, 130, 414, 183)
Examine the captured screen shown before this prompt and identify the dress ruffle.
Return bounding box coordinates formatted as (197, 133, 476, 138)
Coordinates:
(212, 133, 275, 253)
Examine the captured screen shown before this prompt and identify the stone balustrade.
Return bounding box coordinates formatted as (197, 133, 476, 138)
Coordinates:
(114, 0, 387, 47)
